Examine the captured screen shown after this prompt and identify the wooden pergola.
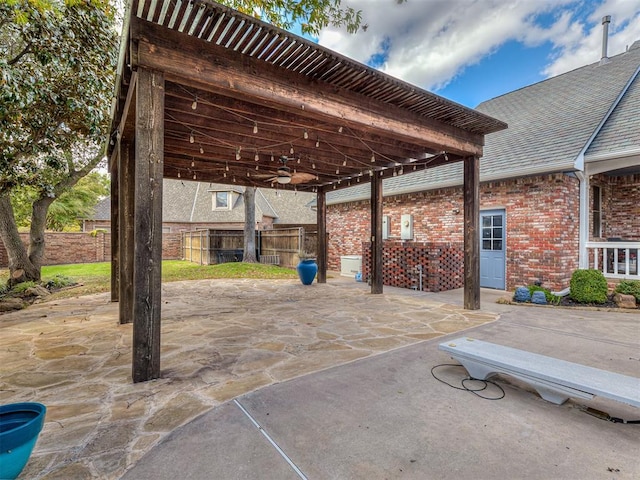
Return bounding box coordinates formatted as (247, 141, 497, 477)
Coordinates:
(108, 0, 507, 382)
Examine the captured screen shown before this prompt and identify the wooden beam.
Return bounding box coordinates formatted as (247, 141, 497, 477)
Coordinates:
(371, 172, 383, 294)
(317, 188, 327, 283)
(463, 155, 480, 310)
(110, 150, 119, 302)
(119, 141, 135, 325)
(132, 68, 164, 383)
(131, 20, 484, 157)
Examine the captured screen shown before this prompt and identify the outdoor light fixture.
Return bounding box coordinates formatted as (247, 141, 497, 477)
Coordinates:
(276, 175, 292, 184)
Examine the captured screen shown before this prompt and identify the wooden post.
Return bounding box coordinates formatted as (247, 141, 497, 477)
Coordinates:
(317, 188, 327, 283)
(371, 172, 383, 294)
(132, 68, 164, 383)
(463, 155, 480, 310)
(119, 141, 135, 325)
(110, 150, 119, 302)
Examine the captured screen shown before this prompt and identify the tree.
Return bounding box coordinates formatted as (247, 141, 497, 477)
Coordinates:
(0, 0, 117, 286)
(224, 0, 364, 35)
(10, 170, 110, 232)
(242, 187, 258, 263)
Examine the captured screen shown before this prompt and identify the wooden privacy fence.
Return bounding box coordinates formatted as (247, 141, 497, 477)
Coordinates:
(182, 227, 316, 268)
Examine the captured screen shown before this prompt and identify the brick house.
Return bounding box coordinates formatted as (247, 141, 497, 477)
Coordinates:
(325, 41, 640, 292)
(84, 179, 316, 233)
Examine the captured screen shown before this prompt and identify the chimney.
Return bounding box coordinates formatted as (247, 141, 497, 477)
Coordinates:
(600, 15, 611, 65)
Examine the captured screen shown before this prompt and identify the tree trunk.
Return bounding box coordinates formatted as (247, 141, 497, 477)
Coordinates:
(243, 187, 257, 263)
(29, 196, 55, 274)
(0, 193, 40, 285)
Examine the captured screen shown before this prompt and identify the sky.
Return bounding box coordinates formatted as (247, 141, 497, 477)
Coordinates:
(314, 0, 640, 108)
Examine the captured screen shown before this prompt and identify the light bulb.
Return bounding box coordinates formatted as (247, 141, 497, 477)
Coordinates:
(189, 133, 195, 143)
(253, 123, 258, 134)
(191, 99, 197, 110)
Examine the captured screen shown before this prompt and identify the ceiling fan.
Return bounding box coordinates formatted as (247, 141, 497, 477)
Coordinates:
(254, 156, 316, 185)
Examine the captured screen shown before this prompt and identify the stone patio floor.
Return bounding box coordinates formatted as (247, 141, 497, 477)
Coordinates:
(0, 277, 498, 479)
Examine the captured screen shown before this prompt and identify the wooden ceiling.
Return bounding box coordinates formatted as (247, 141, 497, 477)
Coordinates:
(109, 0, 507, 192)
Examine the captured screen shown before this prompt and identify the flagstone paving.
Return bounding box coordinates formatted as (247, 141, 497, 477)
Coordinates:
(0, 278, 497, 480)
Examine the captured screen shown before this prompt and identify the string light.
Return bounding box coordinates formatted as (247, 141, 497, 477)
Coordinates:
(316, 138, 320, 148)
(297, 157, 300, 164)
(338, 126, 343, 133)
(225, 162, 229, 171)
(371, 154, 376, 163)
(191, 96, 197, 110)
(303, 129, 309, 139)
(199, 145, 204, 154)
(177, 171, 181, 178)
(336, 168, 340, 174)
(255, 165, 259, 170)
(342, 157, 347, 166)
(312, 162, 316, 169)
(255, 152, 259, 161)
(290, 145, 294, 154)
(193, 173, 197, 180)
(271, 154, 275, 161)
(253, 122, 258, 134)
(393, 169, 397, 177)
(189, 132, 195, 143)
(235, 148, 241, 160)
(191, 159, 195, 167)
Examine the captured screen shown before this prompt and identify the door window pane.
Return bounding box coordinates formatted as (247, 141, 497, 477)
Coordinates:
(481, 213, 504, 251)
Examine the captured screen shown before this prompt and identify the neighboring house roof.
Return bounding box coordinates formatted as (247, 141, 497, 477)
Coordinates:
(326, 40, 640, 205)
(87, 179, 315, 225)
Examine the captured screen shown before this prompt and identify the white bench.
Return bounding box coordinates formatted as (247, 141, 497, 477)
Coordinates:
(439, 337, 640, 407)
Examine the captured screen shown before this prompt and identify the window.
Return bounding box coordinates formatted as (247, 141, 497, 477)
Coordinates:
(213, 191, 230, 210)
(592, 185, 601, 237)
(481, 214, 503, 251)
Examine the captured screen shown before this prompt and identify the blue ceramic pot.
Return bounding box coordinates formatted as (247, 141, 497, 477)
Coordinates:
(0, 402, 46, 480)
(297, 259, 318, 285)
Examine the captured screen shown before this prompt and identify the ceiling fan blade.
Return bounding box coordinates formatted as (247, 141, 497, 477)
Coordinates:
(290, 172, 316, 184)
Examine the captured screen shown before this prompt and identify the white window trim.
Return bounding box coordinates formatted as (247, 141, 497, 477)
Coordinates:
(212, 191, 231, 210)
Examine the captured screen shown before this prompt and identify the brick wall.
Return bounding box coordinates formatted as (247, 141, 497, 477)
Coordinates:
(0, 232, 183, 267)
(328, 173, 582, 292)
(603, 174, 640, 241)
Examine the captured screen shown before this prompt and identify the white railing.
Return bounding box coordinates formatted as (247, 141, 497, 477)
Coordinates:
(586, 241, 639, 280)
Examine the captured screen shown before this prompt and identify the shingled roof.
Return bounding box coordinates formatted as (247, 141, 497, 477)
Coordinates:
(88, 179, 315, 224)
(326, 40, 640, 205)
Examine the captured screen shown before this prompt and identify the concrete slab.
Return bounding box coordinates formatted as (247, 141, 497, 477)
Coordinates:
(120, 402, 299, 480)
(123, 310, 640, 479)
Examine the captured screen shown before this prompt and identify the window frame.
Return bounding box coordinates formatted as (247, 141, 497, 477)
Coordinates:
(212, 191, 231, 210)
(592, 185, 602, 238)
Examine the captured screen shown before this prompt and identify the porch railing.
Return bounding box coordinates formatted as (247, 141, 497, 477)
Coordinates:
(586, 241, 639, 280)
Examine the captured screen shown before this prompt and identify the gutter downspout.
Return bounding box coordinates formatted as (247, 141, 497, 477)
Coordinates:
(576, 171, 589, 269)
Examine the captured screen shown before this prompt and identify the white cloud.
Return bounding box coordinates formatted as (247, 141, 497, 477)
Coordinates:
(317, 0, 640, 91)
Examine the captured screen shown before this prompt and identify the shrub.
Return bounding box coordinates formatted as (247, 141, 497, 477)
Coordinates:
(44, 274, 76, 290)
(528, 285, 561, 305)
(569, 269, 608, 304)
(12, 281, 38, 294)
(614, 280, 640, 303)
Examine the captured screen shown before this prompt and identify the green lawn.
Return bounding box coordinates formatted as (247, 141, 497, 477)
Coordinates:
(0, 260, 298, 300)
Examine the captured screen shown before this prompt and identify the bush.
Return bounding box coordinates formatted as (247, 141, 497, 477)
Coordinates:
(615, 280, 640, 302)
(569, 269, 608, 304)
(528, 285, 561, 305)
(12, 281, 38, 294)
(44, 274, 76, 290)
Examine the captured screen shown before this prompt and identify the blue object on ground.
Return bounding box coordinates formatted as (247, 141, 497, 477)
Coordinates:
(513, 286, 531, 302)
(531, 291, 547, 305)
(0, 402, 47, 480)
(355, 273, 362, 282)
(296, 259, 317, 285)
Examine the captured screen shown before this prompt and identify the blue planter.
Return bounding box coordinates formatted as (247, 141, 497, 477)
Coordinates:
(297, 259, 318, 285)
(0, 403, 46, 480)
